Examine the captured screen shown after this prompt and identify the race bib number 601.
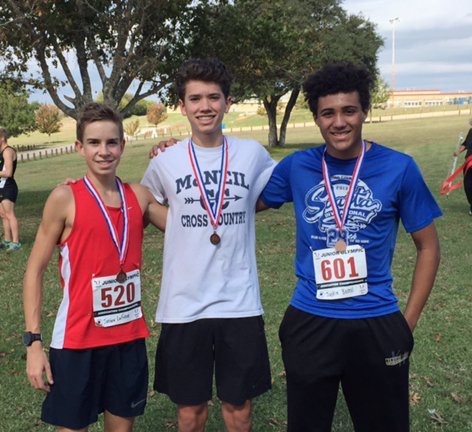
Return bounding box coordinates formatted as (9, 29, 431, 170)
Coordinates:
(313, 245, 368, 300)
(92, 269, 142, 327)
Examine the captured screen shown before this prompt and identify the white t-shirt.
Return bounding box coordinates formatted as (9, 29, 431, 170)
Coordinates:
(141, 136, 276, 323)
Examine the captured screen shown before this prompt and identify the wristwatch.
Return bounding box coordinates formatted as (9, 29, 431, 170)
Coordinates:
(22, 332, 42, 346)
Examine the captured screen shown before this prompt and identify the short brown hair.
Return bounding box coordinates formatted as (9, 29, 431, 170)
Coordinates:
(76, 103, 124, 142)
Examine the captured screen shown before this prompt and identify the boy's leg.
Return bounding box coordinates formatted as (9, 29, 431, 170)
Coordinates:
(177, 404, 209, 432)
(103, 410, 134, 432)
(154, 321, 215, 429)
(279, 306, 342, 432)
(221, 400, 252, 432)
(0, 200, 12, 242)
(214, 316, 271, 431)
(463, 169, 472, 212)
(42, 348, 102, 429)
(341, 312, 413, 432)
(56, 427, 88, 432)
(2, 199, 19, 243)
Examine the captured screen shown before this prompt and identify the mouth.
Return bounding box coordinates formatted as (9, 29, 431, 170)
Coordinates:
(196, 114, 216, 122)
(96, 159, 115, 166)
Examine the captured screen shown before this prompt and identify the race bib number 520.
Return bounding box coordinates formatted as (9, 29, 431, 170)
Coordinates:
(92, 269, 142, 327)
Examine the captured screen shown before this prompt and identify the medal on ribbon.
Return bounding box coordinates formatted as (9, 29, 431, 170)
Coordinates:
(83, 176, 130, 281)
(188, 137, 229, 245)
(322, 141, 366, 253)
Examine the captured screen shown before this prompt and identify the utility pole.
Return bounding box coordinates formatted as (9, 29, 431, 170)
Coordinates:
(389, 17, 400, 107)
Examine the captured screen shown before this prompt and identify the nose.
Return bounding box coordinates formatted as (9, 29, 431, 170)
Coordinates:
(333, 113, 346, 127)
(98, 142, 111, 155)
(200, 97, 211, 111)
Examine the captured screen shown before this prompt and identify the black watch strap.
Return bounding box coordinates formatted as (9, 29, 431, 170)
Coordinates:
(23, 332, 42, 347)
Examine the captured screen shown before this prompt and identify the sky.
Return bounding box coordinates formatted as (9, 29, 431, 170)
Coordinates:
(27, 0, 472, 103)
(343, 0, 472, 92)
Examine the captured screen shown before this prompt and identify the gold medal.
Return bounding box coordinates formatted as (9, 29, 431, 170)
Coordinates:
(335, 239, 347, 253)
(116, 270, 127, 283)
(210, 232, 221, 245)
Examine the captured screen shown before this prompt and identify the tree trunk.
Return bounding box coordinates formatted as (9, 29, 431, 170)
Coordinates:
(278, 86, 300, 147)
(263, 96, 281, 148)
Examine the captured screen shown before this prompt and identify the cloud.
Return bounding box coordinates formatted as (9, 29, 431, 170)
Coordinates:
(343, 0, 472, 91)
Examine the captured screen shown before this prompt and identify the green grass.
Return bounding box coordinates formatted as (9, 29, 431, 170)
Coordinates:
(8, 103, 471, 149)
(1, 114, 471, 431)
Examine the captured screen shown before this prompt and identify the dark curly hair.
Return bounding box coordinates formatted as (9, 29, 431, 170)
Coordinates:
(176, 58, 233, 101)
(303, 63, 373, 117)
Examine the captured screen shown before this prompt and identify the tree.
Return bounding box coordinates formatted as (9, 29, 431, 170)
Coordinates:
(96, 91, 152, 117)
(35, 104, 62, 140)
(147, 103, 168, 129)
(0, 80, 37, 137)
(187, 0, 383, 147)
(371, 76, 390, 110)
(124, 119, 140, 138)
(0, 1, 202, 120)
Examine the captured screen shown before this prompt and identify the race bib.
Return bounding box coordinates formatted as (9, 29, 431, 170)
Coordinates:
(92, 269, 142, 327)
(313, 245, 368, 300)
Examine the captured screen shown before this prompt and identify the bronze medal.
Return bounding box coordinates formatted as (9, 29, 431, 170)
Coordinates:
(210, 232, 221, 245)
(335, 239, 347, 253)
(116, 270, 127, 283)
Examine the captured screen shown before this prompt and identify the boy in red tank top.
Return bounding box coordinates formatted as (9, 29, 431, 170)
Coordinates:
(23, 103, 167, 431)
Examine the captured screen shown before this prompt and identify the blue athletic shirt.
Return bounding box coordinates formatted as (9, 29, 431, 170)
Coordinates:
(260, 142, 442, 319)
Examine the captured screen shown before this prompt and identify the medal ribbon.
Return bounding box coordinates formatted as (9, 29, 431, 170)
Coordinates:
(322, 141, 366, 239)
(83, 176, 130, 266)
(188, 137, 229, 230)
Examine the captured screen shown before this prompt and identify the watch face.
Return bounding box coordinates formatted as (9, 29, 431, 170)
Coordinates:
(22, 332, 32, 346)
(23, 332, 41, 346)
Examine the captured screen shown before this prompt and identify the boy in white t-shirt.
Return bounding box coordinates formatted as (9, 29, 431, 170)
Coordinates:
(142, 58, 275, 432)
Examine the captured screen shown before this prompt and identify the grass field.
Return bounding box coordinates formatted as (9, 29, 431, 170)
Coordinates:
(1, 112, 471, 431)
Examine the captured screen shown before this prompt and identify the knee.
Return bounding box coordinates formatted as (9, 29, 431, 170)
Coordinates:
(222, 400, 252, 432)
(178, 403, 208, 432)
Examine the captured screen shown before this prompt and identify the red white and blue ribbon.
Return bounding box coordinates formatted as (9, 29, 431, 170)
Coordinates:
(188, 137, 229, 231)
(322, 141, 366, 239)
(83, 175, 129, 265)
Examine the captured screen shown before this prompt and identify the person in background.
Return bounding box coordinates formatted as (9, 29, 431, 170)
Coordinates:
(0, 127, 21, 251)
(453, 119, 472, 215)
(258, 62, 442, 432)
(23, 103, 167, 432)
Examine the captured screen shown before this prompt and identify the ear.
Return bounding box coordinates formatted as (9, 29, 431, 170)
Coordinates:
(179, 99, 187, 116)
(75, 140, 84, 154)
(225, 96, 233, 113)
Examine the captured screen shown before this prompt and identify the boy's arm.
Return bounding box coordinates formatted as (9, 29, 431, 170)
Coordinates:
(23, 186, 72, 391)
(453, 144, 466, 157)
(130, 183, 167, 231)
(403, 222, 440, 332)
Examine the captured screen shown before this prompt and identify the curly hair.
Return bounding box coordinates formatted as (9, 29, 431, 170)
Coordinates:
(303, 63, 373, 116)
(176, 58, 233, 100)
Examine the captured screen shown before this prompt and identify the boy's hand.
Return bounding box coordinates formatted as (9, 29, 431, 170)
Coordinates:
(26, 343, 53, 392)
(149, 138, 178, 158)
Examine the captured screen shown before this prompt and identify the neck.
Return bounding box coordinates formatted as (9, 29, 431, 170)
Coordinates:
(86, 172, 117, 192)
(191, 132, 224, 148)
